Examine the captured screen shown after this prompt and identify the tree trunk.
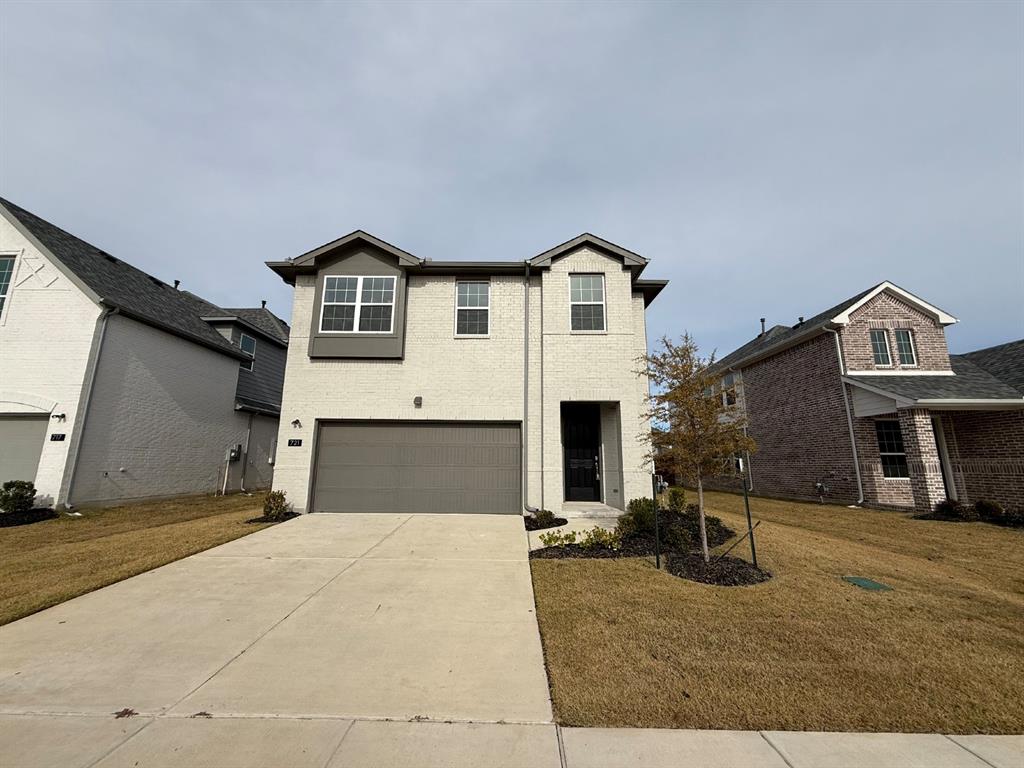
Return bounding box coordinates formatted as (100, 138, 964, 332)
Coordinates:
(696, 474, 709, 562)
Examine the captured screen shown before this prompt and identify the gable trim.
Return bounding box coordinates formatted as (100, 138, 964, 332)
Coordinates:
(529, 233, 648, 269)
(292, 230, 422, 268)
(831, 281, 958, 326)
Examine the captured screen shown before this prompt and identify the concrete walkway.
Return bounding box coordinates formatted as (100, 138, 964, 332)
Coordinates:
(1, 513, 1020, 767)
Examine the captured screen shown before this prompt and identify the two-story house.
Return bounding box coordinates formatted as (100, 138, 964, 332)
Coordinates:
(709, 282, 1024, 513)
(0, 198, 289, 507)
(266, 231, 667, 514)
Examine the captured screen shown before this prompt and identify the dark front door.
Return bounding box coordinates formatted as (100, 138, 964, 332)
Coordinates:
(562, 403, 601, 502)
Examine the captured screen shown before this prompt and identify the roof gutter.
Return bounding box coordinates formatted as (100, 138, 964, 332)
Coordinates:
(826, 327, 864, 505)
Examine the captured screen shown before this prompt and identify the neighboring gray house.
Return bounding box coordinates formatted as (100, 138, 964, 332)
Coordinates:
(0, 198, 289, 507)
(267, 230, 667, 515)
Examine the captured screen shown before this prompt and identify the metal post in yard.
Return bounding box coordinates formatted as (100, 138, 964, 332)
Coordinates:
(651, 474, 661, 570)
(740, 457, 758, 569)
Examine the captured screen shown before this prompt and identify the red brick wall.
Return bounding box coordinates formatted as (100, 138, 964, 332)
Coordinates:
(852, 411, 915, 508)
(840, 292, 951, 371)
(709, 333, 860, 504)
(944, 410, 1024, 511)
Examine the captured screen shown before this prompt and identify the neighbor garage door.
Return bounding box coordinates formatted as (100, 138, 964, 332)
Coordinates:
(0, 415, 48, 486)
(312, 421, 521, 514)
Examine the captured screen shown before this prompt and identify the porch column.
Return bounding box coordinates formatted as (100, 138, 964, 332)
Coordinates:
(898, 408, 946, 513)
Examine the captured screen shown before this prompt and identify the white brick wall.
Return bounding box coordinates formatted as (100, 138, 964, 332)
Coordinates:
(275, 246, 653, 513)
(0, 218, 102, 505)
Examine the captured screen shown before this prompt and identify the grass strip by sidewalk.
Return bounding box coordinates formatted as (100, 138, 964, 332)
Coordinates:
(0, 493, 270, 625)
(531, 490, 1024, 733)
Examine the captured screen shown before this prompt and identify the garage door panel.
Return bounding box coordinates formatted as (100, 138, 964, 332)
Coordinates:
(0, 416, 48, 487)
(312, 422, 521, 514)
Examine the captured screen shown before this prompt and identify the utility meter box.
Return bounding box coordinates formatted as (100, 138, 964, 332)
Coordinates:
(227, 444, 242, 462)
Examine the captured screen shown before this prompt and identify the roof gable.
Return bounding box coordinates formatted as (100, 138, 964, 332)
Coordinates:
(528, 233, 648, 270)
(291, 230, 421, 268)
(0, 197, 252, 360)
(831, 281, 957, 325)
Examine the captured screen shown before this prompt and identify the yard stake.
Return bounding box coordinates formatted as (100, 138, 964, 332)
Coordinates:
(651, 474, 661, 569)
(741, 461, 758, 569)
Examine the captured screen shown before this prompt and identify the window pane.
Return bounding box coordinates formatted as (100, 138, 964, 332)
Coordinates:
(570, 274, 604, 303)
(874, 420, 904, 454)
(880, 454, 909, 478)
(895, 329, 916, 365)
(361, 276, 395, 304)
(321, 304, 355, 331)
(457, 282, 488, 308)
(870, 329, 891, 365)
(456, 308, 489, 335)
(571, 304, 605, 331)
(358, 304, 393, 332)
(239, 335, 256, 356)
(324, 276, 357, 303)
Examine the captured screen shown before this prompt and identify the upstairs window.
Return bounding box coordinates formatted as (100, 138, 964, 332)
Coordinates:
(0, 256, 14, 318)
(894, 329, 917, 366)
(320, 275, 395, 334)
(875, 420, 909, 478)
(721, 373, 737, 406)
(570, 274, 605, 331)
(239, 333, 256, 371)
(455, 281, 489, 336)
(870, 329, 892, 366)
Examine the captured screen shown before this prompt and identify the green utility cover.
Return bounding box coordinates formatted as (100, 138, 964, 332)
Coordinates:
(843, 576, 892, 591)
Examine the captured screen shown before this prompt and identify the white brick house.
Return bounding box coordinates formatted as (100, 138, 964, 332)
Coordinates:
(0, 198, 289, 507)
(267, 231, 667, 514)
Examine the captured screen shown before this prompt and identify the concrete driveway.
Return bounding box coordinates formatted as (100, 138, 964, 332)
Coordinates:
(0, 513, 556, 767)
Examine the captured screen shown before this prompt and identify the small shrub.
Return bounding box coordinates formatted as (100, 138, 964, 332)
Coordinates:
(263, 490, 293, 522)
(664, 525, 693, 552)
(0, 480, 36, 515)
(539, 529, 578, 548)
(533, 509, 556, 527)
(975, 500, 1005, 523)
(618, 498, 656, 537)
(668, 488, 686, 512)
(578, 526, 621, 551)
(933, 499, 970, 520)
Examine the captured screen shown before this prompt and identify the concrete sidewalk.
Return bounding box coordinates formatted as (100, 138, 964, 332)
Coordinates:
(0, 714, 1019, 767)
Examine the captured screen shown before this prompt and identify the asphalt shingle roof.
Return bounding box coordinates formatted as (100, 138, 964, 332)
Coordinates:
(223, 307, 290, 345)
(1, 197, 273, 359)
(713, 284, 880, 371)
(960, 339, 1024, 394)
(847, 355, 1024, 401)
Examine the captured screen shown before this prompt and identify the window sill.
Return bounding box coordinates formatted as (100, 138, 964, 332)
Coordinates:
(454, 334, 490, 339)
(882, 477, 911, 481)
(570, 330, 608, 335)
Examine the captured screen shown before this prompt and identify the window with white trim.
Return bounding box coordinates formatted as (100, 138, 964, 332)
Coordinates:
(721, 373, 737, 406)
(569, 274, 605, 331)
(894, 329, 917, 366)
(875, 420, 909, 478)
(239, 333, 256, 371)
(320, 275, 395, 333)
(0, 256, 14, 319)
(870, 329, 892, 366)
(455, 281, 489, 336)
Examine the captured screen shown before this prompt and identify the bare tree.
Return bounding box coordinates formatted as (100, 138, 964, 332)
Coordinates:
(639, 333, 756, 562)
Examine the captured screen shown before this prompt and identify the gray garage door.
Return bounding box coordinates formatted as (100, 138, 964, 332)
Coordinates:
(312, 421, 521, 514)
(0, 415, 48, 486)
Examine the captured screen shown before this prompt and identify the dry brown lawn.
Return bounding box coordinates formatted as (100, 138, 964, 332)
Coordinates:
(0, 493, 270, 625)
(531, 490, 1024, 733)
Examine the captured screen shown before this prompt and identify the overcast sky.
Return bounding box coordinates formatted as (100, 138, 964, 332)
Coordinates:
(1, 1, 1021, 355)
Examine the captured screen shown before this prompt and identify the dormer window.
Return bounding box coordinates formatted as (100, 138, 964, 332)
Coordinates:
(239, 333, 256, 371)
(320, 276, 395, 334)
(894, 329, 917, 366)
(870, 329, 892, 366)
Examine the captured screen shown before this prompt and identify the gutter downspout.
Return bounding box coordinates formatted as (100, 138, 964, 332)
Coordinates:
(826, 327, 864, 505)
(64, 305, 117, 507)
(240, 412, 254, 494)
(523, 263, 540, 513)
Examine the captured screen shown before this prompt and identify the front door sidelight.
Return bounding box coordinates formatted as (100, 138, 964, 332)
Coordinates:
(562, 403, 602, 502)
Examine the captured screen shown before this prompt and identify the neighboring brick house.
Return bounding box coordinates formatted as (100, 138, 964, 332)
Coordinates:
(266, 230, 667, 514)
(0, 198, 289, 507)
(708, 282, 1024, 513)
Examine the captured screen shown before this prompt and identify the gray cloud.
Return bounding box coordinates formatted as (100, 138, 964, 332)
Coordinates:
(2, 1, 1020, 355)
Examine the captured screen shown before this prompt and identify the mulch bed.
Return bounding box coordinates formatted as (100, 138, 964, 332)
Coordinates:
(0, 508, 59, 528)
(524, 515, 568, 531)
(666, 552, 771, 586)
(245, 512, 300, 525)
